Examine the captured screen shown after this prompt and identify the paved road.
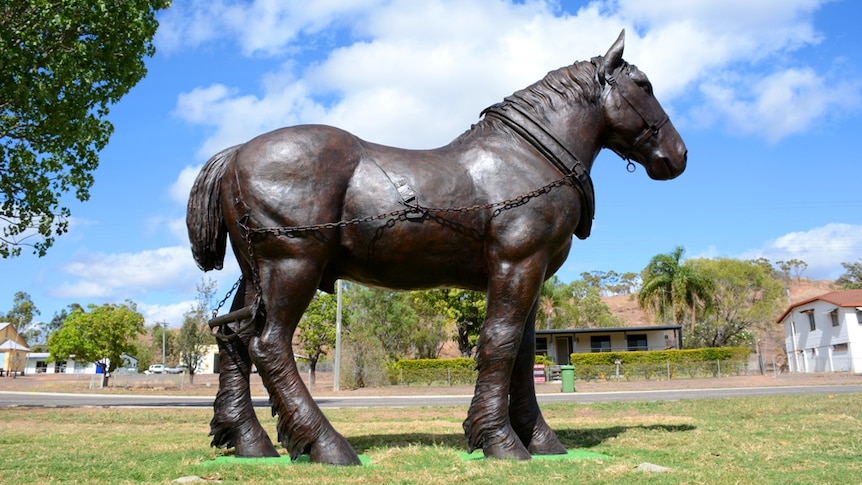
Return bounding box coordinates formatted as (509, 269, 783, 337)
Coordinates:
(2, 384, 861, 408)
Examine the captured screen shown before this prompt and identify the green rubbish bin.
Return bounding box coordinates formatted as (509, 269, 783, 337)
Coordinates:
(560, 365, 575, 393)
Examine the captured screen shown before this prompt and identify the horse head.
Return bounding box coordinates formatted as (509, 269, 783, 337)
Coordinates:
(596, 30, 687, 180)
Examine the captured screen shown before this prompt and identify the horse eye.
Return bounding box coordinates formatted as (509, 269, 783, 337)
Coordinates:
(639, 81, 653, 96)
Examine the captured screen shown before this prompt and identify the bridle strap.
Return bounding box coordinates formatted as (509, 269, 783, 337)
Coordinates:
(605, 73, 669, 160)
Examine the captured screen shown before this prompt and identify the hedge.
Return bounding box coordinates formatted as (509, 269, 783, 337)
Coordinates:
(569, 347, 750, 366)
(389, 358, 477, 386)
(569, 347, 751, 381)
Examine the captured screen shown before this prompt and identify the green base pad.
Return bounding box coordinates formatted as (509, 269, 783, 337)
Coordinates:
(206, 449, 608, 467)
(460, 449, 610, 461)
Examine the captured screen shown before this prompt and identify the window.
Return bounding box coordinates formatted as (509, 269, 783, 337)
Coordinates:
(802, 310, 816, 331)
(833, 343, 848, 352)
(857, 309, 862, 325)
(627, 334, 648, 351)
(590, 336, 611, 353)
(536, 337, 548, 355)
(830, 309, 839, 327)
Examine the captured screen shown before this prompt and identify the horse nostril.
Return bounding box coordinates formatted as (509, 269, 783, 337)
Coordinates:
(682, 149, 688, 164)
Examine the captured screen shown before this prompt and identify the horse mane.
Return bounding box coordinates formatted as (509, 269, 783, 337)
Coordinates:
(459, 59, 601, 143)
(506, 59, 601, 112)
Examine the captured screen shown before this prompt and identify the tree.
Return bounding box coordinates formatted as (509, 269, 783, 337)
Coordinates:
(836, 259, 862, 289)
(408, 292, 452, 359)
(177, 278, 217, 384)
(776, 259, 808, 281)
(298, 291, 341, 385)
(150, 322, 177, 367)
(47, 301, 144, 387)
(687, 258, 785, 348)
(0, 0, 169, 257)
(566, 280, 625, 328)
(638, 246, 715, 337)
(4, 291, 40, 341)
(414, 289, 486, 358)
(347, 287, 413, 359)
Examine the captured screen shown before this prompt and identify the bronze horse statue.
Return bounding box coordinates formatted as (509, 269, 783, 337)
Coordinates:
(187, 30, 686, 465)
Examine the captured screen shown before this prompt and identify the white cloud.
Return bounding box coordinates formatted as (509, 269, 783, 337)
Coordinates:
(156, 0, 383, 56)
(163, 0, 855, 155)
(138, 300, 196, 328)
(739, 223, 862, 280)
(52, 246, 198, 299)
(700, 68, 861, 141)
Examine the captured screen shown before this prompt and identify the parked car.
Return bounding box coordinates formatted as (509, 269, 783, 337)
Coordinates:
(165, 364, 189, 374)
(144, 364, 165, 375)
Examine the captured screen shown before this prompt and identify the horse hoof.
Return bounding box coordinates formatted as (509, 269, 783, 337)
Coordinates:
(479, 432, 532, 460)
(309, 442, 361, 466)
(526, 426, 567, 455)
(234, 439, 280, 458)
(528, 438, 567, 455)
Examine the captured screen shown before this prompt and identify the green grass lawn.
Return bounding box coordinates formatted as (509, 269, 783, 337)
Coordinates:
(1, 393, 860, 484)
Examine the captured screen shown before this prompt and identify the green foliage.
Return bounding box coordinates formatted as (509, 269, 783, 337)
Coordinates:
(150, 322, 177, 366)
(414, 288, 485, 357)
(570, 347, 750, 380)
(687, 258, 785, 348)
(775, 258, 808, 281)
(638, 246, 715, 335)
(390, 358, 477, 385)
(534, 354, 554, 366)
(569, 347, 750, 366)
(340, 319, 388, 389)
(3, 291, 40, 341)
(47, 300, 144, 384)
(298, 290, 342, 383)
(178, 278, 217, 381)
(346, 285, 419, 359)
(540, 277, 624, 329)
(836, 259, 862, 289)
(0, 0, 169, 257)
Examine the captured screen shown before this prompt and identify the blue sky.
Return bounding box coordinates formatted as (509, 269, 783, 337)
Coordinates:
(3, 0, 861, 328)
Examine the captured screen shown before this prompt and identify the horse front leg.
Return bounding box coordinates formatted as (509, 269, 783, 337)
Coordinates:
(463, 259, 544, 460)
(210, 279, 279, 457)
(508, 299, 567, 455)
(250, 258, 360, 466)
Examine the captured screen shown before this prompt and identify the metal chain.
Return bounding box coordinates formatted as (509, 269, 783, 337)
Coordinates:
(245, 172, 576, 239)
(212, 276, 242, 320)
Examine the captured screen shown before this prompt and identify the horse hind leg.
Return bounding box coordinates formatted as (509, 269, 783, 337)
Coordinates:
(508, 299, 567, 455)
(210, 279, 279, 457)
(250, 257, 360, 465)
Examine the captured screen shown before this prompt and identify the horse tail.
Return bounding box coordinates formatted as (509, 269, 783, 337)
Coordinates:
(187, 145, 241, 271)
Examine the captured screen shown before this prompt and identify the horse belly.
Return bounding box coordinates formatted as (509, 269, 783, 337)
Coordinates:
(338, 223, 488, 291)
(335, 160, 489, 291)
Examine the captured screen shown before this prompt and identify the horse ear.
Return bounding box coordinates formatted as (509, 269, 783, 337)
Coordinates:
(603, 29, 625, 76)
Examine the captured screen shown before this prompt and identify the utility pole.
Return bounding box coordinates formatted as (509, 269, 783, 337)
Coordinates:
(334, 280, 343, 391)
(161, 322, 167, 366)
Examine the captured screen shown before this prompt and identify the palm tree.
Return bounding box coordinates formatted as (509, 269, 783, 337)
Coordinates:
(638, 247, 714, 337)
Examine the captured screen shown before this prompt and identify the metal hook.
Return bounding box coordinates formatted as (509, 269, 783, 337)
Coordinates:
(626, 161, 636, 173)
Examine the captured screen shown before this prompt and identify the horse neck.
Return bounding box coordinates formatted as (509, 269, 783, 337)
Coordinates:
(477, 63, 606, 171)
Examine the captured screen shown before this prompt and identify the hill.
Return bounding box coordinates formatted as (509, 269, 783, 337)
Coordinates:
(602, 278, 837, 363)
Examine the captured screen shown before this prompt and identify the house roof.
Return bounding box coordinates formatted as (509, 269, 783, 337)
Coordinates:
(0, 339, 30, 352)
(776, 289, 862, 323)
(536, 325, 682, 335)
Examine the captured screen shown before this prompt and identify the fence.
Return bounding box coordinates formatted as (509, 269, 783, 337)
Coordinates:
(574, 359, 749, 382)
(379, 359, 751, 387)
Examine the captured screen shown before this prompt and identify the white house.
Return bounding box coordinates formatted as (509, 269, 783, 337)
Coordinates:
(536, 325, 683, 365)
(777, 289, 862, 373)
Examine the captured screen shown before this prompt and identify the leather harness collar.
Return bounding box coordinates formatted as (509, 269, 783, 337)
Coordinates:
(481, 102, 595, 240)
